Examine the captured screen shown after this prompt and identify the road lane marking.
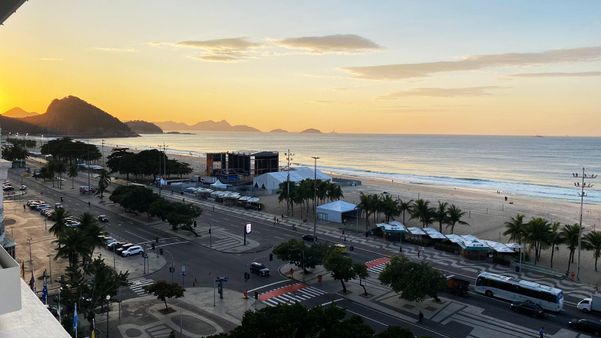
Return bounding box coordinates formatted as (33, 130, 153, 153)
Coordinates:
(320, 298, 343, 307)
(247, 279, 290, 292)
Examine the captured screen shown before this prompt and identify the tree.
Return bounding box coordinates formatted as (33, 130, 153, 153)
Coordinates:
(410, 199, 434, 228)
(49, 208, 70, 243)
(524, 217, 550, 264)
(81, 256, 128, 322)
(354, 263, 369, 296)
(273, 240, 328, 273)
(548, 222, 563, 268)
(397, 199, 413, 225)
(323, 251, 357, 294)
(380, 194, 400, 223)
(144, 281, 185, 311)
(561, 223, 583, 273)
(584, 231, 601, 272)
(446, 204, 468, 234)
(2, 144, 29, 161)
(434, 201, 448, 233)
(376, 327, 416, 338)
(110, 185, 159, 214)
(97, 169, 111, 199)
(379, 256, 446, 302)
(48, 158, 67, 189)
(68, 164, 78, 189)
(358, 193, 376, 231)
(503, 214, 526, 243)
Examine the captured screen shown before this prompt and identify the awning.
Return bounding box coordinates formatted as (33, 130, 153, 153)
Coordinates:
(422, 227, 446, 239)
(407, 227, 426, 236)
(377, 222, 408, 233)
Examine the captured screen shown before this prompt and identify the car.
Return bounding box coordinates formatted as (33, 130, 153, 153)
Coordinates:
(121, 245, 144, 257)
(19, 185, 27, 191)
(35, 204, 51, 211)
(116, 243, 134, 254)
(3, 185, 14, 192)
(510, 300, 545, 318)
(54, 203, 64, 210)
(568, 318, 601, 336)
(333, 243, 348, 254)
(66, 220, 81, 227)
(97, 215, 109, 223)
(250, 262, 270, 277)
(302, 234, 317, 242)
(107, 241, 124, 250)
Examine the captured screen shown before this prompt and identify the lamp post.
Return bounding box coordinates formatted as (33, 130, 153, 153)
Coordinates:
(106, 295, 111, 338)
(285, 149, 294, 216)
(311, 156, 320, 240)
(27, 237, 32, 265)
(573, 168, 597, 280)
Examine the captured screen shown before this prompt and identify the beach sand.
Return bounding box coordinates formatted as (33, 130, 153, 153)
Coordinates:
(112, 148, 601, 285)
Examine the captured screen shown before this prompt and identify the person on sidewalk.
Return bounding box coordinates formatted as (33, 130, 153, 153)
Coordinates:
(418, 311, 424, 323)
(539, 327, 544, 338)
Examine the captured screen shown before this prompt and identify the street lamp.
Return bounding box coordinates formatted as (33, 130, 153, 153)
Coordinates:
(285, 149, 294, 216)
(106, 295, 111, 338)
(311, 156, 320, 241)
(573, 168, 597, 280)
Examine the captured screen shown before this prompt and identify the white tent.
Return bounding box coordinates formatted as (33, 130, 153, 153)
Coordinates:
(252, 167, 332, 193)
(210, 180, 228, 190)
(316, 200, 357, 223)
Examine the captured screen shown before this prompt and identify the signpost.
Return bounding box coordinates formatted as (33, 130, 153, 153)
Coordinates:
(244, 223, 252, 246)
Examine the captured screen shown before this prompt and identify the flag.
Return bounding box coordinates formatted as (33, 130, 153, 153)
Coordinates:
(73, 303, 78, 333)
(29, 271, 36, 293)
(41, 279, 48, 305)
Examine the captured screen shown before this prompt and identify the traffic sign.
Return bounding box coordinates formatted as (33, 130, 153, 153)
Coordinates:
(245, 223, 252, 234)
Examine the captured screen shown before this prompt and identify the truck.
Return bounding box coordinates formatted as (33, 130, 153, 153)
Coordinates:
(577, 294, 601, 313)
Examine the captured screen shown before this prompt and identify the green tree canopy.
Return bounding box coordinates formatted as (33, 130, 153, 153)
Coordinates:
(323, 251, 358, 294)
(378, 256, 446, 302)
(144, 281, 185, 310)
(2, 144, 29, 161)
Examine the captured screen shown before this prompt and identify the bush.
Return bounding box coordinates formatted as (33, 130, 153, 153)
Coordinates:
(371, 227, 384, 238)
(493, 255, 511, 266)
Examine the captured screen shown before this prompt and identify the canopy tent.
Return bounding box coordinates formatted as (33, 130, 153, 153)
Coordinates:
(407, 227, 426, 236)
(210, 180, 228, 190)
(316, 200, 357, 223)
(482, 240, 516, 254)
(422, 227, 446, 240)
(377, 222, 408, 234)
(252, 167, 332, 193)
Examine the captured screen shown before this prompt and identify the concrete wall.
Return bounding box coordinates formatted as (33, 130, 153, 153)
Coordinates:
(0, 246, 21, 315)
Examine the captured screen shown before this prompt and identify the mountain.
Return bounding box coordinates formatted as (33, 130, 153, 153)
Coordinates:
(270, 128, 288, 133)
(2, 107, 39, 118)
(0, 115, 48, 135)
(22, 96, 137, 138)
(155, 119, 261, 132)
(300, 128, 322, 134)
(125, 120, 163, 134)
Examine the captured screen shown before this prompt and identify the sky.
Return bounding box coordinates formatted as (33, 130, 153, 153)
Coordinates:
(1, 0, 600, 135)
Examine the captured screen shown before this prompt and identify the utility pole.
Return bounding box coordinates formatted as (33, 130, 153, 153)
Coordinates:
(285, 149, 294, 216)
(311, 156, 320, 240)
(573, 168, 597, 280)
(101, 139, 105, 167)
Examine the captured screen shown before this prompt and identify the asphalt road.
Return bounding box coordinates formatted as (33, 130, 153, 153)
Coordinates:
(9, 167, 599, 337)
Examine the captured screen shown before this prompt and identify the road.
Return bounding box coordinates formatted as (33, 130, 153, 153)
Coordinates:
(9, 167, 598, 337)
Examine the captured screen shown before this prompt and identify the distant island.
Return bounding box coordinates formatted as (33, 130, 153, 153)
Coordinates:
(166, 131, 194, 135)
(300, 128, 322, 134)
(269, 128, 288, 133)
(3, 96, 138, 138)
(125, 120, 163, 134)
(155, 120, 260, 132)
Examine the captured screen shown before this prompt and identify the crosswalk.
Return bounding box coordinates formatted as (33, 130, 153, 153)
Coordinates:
(259, 282, 327, 307)
(129, 277, 154, 297)
(365, 257, 390, 274)
(210, 237, 243, 251)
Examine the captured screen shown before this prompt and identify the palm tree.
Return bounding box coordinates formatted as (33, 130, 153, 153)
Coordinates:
(78, 212, 105, 269)
(434, 201, 448, 233)
(97, 169, 111, 199)
(49, 158, 66, 189)
(49, 208, 70, 243)
(68, 164, 78, 189)
(524, 217, 550, 264)
(397, 199, 413, 225)
(358, 192, 375, 232)
(410, 199, 434, 228)
(380, 194, 399, 223)
(277, 181, 297, 216)
(547, 222, 563, 268)
(503, 214, 526, 243)
(583, 231, 601, 272)
(561, 223, 583, 274)
(446, 204, 468, 234)
(326, 184, 343, 201)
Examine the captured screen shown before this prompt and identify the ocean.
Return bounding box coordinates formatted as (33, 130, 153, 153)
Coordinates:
(87, 133, 601, 204)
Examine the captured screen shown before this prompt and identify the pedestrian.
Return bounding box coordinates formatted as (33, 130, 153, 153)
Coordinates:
(399, 245, 402, 253)
(417, 248, 420, 258)
(418, 311, 424, 323)
(23, 204, 26, 211)
(539, 327, 544, 338)
(273, 216, 276, 224)
(60, 196, 63, 202)
(87, 201, 91, 207)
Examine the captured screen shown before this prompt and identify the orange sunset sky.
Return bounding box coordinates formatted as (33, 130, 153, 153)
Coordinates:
(1, 1, 600, 135)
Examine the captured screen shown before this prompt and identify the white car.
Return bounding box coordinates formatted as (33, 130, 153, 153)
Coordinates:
(121, 246, 144, 257)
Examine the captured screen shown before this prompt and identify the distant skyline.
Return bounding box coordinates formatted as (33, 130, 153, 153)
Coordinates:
(1, 1, 600, 135)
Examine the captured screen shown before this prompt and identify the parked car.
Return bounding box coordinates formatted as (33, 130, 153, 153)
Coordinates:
(121, 245, 144, 257)
(3, 185, 14, 192)
(54, 203, 64, 210)
(250, 262, 270, 277)
(35, 204, 51, 211)
(107, 241, 124, 250)
(510, 300, 546, 318)
(568, 318, 601, 336)
(302, 234, 316, 242)
(19, 185, 27, 191)
(97, 215, 109, 223)
(116, 243, 134, 254)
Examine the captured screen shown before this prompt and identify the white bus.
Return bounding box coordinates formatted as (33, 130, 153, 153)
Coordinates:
(475, 272, 563, 312)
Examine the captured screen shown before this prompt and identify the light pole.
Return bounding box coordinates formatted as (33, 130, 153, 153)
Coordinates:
(27, 237, 32, 265)
(573, 168, 597, 280)
(106, 295, 111, 338)
(285, 149, 294, 216)
(311, 156, 320, 240)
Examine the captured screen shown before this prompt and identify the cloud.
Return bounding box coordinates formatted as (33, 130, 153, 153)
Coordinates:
(92, 47, 136, 53)
(343, 46, 601, 80)
(162, 37, 261, 62)
(510, 71, 601, 78)
(274, 34, 381, 53)
(380, 86, 500, 99)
